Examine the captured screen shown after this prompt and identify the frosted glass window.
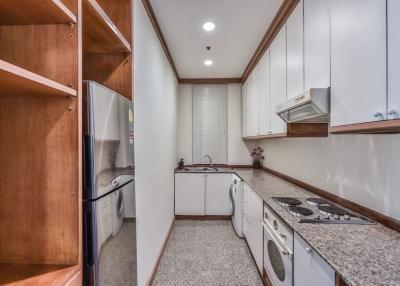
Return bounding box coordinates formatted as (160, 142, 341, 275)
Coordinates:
(192, 84, 228, 164)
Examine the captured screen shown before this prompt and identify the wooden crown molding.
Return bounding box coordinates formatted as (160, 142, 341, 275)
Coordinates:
(179, 78, 242, 84)
(241, 0, 300, 83)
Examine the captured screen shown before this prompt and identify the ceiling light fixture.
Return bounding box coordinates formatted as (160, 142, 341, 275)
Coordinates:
(204, 60, 213, 66)
(203, 22, 215, 32)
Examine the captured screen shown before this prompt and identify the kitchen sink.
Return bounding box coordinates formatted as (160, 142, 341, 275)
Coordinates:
(184, 167, 219, 172)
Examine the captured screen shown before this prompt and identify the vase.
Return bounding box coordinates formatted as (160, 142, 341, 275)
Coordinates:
(253, 160, 262, 169)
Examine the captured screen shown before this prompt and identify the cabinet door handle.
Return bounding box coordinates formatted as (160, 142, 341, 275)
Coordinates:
(374, 111, 384, 120)
(388, 109, 399, 119)
(306, 247, 312, 254)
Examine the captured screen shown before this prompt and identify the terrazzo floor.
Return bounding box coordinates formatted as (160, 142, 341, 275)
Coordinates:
(153, 220, 263, 286)
(99, 221, 137, 286)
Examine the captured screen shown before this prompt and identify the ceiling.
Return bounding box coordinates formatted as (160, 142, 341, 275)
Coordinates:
(150, 0, 284, 79)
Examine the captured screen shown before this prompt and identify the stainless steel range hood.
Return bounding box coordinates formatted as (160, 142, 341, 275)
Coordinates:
(276, 88, 330, 123)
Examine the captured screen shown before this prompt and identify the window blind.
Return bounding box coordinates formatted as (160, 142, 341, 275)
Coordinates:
(192, 84, 228, 164)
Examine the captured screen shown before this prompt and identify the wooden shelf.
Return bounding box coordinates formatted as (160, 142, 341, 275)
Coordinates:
(0, 59, 77, 97)
(0, 264, 79, 286)
(243, 123, 329, 140)
(330, 120, 400, 134)
(83, 0, 131, 53)
(0, 0, 77, 25)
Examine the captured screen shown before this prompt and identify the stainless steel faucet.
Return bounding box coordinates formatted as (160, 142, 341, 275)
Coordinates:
(203, 155, 213, 168)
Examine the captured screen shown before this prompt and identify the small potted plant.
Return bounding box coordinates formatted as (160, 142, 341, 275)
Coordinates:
(251, 147, 265, 169)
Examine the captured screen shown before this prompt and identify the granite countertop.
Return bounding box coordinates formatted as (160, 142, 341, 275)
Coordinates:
(234, 169, 400, 286)
(175, 167, 400, 285)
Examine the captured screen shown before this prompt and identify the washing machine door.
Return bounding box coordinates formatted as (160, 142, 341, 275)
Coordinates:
(229, 183, 236, 216)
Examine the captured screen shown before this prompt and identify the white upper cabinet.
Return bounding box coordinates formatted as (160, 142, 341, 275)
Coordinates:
(242, 81, 248, 137)
(270, 26, 287, 134)
(251, 65, 261, 136)
(304, 0, 330, 90)
(330, 0, 387, 126)
(286, 0, 304, 99)
(388, 0, 400, 120)
(246, 74, 256, 136)
(258, 50, 271, 135)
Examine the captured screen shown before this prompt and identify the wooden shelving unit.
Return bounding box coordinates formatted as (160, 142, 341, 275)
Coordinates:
(0, 59, 77, 97)
(83, 0, 133, 100)
(0, 264, 80, 286)
(0, 0, 82, 285)
(0, 0, 77, 25)
(83, 0, 131, 53)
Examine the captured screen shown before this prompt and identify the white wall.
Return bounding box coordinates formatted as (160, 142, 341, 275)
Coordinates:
(248, 135, 400, 220)
(134, 1, 178, 285)
(177, 83, 251, 165)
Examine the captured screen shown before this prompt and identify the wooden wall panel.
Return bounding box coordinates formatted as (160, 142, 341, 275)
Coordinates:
(83, 53, 132, 100)
(0, 24, 78, 90)
(0, 95, 79, 265)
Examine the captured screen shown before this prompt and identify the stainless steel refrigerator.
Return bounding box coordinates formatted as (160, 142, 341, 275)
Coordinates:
(83, 81, 136, 286)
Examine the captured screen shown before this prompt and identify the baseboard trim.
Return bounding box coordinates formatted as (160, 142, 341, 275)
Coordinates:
(147, 217, 176, 286)
(175, 215, 231, 220)
(262, 166, 400, 232)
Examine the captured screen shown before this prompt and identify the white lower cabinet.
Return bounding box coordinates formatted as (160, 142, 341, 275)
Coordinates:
(175, 173, 205, 215)
(175, 173, 232, 216)
(243, 183, 263, 273)
(294, 233, 335, 286)
(205, 174, 232, 215)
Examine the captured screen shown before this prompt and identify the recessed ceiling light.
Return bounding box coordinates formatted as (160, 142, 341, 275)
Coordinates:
(204, 60, 213, 66)
(203, 22, 215, 32)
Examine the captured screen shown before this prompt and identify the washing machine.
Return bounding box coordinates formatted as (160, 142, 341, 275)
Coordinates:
(111, 189, 124, 237)
(229, 174, 244, 238)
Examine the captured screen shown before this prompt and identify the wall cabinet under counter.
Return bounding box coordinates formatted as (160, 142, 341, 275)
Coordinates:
(175, 173, 232, 216)
(294, 233, 335, 286)
(243, 183, 263, 273)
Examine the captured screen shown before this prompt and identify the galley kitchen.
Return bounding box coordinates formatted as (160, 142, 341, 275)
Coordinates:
(0, 0, 399, 286)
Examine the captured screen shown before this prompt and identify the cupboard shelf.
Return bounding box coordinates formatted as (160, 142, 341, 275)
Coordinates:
(0, 264, 80, 286)
(0, 0, 77, 25)
(0, 60, 77, 97)
(83, 0, 131, 53)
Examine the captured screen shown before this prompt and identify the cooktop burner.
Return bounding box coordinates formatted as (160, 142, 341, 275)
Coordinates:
(274, 197, 302, 206)
(289, 206, 314, 216)
(317, 205, 348, 216)
(305, 198, 329, 205)
(271, 197, 374, 224)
